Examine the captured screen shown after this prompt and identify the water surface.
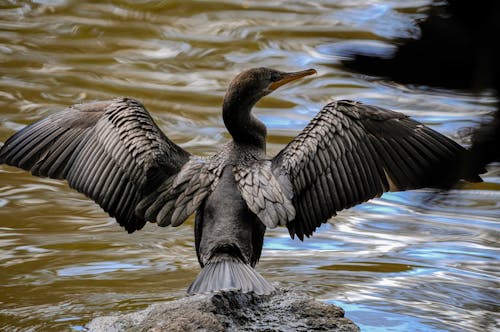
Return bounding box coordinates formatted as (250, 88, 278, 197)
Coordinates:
(0, 1, 499, 331)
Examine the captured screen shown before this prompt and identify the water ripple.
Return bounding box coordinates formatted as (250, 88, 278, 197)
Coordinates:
(0, 0, 498, 331)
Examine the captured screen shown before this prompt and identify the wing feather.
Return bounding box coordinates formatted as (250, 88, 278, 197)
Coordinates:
(272, 100, 483, 239)
(0, 97, 191, 232)
(235, 161, 295, 228)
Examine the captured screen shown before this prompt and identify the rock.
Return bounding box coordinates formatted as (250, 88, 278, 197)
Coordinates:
(87, 288, 360, 332)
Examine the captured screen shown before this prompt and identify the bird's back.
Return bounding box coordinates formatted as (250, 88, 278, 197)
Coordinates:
(188, 145, 273, 294)
(196, 165, 265, 267)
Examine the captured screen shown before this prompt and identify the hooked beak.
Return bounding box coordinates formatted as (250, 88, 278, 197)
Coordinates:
(268, 68, 317, 91)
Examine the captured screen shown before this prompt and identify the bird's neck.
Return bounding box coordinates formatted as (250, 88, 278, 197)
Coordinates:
(222, 97, 267, 150)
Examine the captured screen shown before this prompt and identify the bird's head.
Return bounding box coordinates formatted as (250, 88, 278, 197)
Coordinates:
(222, 67, 316, 148)
(223, 67, 317, 111)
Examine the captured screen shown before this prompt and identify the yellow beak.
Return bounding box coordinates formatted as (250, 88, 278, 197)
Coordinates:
(268, 69, 317, 91)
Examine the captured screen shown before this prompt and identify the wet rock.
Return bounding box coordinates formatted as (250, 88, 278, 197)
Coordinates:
(87, 288, 360, 332)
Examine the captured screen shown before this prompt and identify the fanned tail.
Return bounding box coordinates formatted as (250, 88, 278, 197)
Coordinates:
(187, 254, 274, 295)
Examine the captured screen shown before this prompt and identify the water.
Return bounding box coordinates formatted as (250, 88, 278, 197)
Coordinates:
(0, 1, 499, 331)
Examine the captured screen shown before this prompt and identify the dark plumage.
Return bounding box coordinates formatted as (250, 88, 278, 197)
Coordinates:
(0, 67, 483, 295)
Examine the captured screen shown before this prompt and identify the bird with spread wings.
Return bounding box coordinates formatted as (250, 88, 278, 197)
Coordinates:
(0, 68, 482, 294)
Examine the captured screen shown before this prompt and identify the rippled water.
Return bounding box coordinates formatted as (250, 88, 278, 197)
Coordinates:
(0, 1, 499, 331)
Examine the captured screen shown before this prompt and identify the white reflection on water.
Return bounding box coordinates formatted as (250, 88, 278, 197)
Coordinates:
(57, 261, 150, 277)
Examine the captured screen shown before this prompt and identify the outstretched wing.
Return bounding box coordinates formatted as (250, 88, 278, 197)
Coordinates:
(0, 97, 191, 232)
(272, 100, 483, 240)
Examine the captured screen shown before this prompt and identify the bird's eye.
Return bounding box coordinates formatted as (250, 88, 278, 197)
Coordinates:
(270, 72, 281, 81)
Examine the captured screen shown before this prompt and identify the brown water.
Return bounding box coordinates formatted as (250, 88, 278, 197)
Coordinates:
(0, 1, 499, 331)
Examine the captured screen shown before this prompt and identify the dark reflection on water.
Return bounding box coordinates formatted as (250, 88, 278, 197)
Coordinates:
(0, 1, 499, 331)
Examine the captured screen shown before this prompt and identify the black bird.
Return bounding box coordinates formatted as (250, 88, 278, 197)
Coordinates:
(0, 68, 482, 295)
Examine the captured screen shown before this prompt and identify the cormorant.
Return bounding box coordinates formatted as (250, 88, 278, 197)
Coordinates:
(0, 67, 482, 295)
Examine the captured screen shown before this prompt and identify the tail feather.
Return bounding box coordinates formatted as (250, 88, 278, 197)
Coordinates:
(187, 255, 275, 295)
